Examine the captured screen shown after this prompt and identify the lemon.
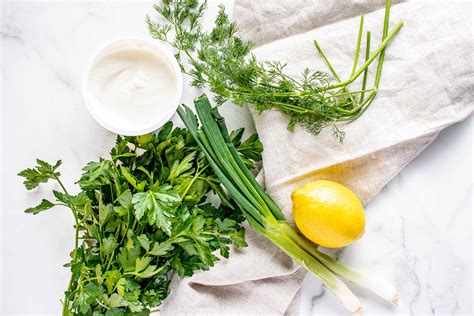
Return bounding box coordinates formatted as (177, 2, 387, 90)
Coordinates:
(291, 180, 365, 248)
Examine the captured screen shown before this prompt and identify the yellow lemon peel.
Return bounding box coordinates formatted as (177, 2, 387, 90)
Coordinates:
(292, 180, 365, 248)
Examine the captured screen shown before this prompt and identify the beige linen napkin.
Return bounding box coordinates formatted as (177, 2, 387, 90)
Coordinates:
(162, 1, 473, 315)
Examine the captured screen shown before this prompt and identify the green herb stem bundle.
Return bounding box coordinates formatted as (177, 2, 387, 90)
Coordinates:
(178, 94, 399, 314)
(147, 0, 403, 141)
(19, 125, 262, 315)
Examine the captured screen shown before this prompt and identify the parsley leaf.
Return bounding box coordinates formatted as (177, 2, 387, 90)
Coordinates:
(20, 120, 261, 314)
(25, 199, 56, 214)
(18, 159, 62, 190)
(132, 185, 181, 235)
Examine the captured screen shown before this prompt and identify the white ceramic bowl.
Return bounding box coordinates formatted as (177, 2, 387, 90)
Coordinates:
(82, 38, 183, 136)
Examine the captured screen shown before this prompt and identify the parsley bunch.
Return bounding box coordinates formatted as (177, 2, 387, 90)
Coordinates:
(19, 122, 262, 315)
(146, 0, 403, 141)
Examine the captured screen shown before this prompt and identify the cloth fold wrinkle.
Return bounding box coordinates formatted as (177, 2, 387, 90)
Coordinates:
(162, 1, 474, 315)
(266, 128, 441, 192)
(233, 0, 406, 46)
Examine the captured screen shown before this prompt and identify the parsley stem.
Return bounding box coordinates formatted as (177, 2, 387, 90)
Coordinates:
(181, 165, 208, 197)
(105, 248, 116, 272)
(52, 175, 80, 316)
(54, 175, 69, 195)
(53, 175, 80, 259)
(109, 183, 114, 201)
(95, 298, 110, 310)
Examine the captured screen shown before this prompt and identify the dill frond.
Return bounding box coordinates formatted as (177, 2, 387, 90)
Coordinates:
(147, 0, 403, 141)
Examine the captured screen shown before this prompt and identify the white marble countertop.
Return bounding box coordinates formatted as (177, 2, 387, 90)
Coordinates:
(1, 1, 472, 315)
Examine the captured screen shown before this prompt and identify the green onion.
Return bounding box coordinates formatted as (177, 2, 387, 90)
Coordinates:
(177, 94, 398, 313)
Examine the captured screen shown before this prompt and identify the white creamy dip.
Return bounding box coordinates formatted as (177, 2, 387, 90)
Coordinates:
(84, 39, 182, 135)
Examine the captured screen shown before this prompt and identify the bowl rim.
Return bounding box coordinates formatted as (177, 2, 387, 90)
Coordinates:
(82, 37, 184, 136)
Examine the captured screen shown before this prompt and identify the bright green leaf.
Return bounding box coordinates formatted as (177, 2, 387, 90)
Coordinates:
(103, 236, 118, 256)
(135, 257, 152, 273)
(104, 270, 121, 293)
(131, 185, 181, 234)
(149, 241, 172, 257)
(18, 159, 61, 190)
(25, 199, 55, 214)
(137, 235, 150, 252)
(104, 293, 128, 308)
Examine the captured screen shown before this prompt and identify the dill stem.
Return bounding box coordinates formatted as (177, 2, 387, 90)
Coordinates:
(310, 20, 403, 94)
(152, 0, 403, 138)
(271, 101, 340, 120)
(349, 0, 393, 120)
(314, 40, 342, 82)
(360, 31, 371, 102)
(329, 22, 401, 88)
(350, 15, 365, 77)
(374, 0, 392, 88)
(322, 15, 364, 102)
(349, 90, 377, 122)
(329, 0, 397, 119)
(330, 88, 374, 98)
(325, 89, 375, 116)
(262, 20, 402, 101)
(313, 39, 357, 104)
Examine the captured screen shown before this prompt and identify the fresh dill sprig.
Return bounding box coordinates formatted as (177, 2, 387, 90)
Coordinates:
(147, 0, 403, 141)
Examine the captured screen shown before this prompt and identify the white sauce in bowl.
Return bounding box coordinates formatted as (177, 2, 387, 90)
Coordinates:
(83, 39, 182, 136)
